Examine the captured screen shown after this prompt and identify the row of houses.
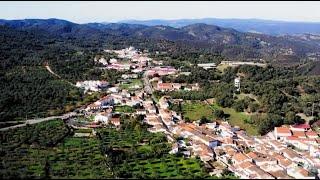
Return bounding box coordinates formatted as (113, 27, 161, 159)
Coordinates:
(274, 124, 320, 156)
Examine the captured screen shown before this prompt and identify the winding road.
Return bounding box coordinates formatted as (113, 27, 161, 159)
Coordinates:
(0, 112, 77, 131)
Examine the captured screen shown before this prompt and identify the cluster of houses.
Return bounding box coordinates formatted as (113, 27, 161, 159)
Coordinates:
(211, 122, 320, 179)
(83, 88, 146, 126)
(75, 80, 109, 93)
(103, 46, 151, 71)
(72, 46, 320, 179)
(141, 95, 320, 179)
(273, 124, 320, 156)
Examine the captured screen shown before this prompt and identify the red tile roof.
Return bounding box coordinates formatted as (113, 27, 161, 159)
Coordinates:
(292, 131, 306, 138)
(233, 153, 249, 162)
(158, 83, 173, 90)
(292, 123, 310, 129)
(305, 131, 319, 138)
(275, 127, 291, 134)
(246, 152, 258, 159)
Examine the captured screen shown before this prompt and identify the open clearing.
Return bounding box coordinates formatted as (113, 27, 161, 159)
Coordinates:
(182, 100, 258, 136)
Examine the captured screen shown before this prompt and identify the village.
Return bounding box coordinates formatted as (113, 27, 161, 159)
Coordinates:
(70, 46, 320, 179)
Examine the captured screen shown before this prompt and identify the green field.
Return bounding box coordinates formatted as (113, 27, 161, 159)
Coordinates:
(114, 105, 135, 113)
(210, 103, 258, 136)
(120, 79, 143, 90)
(216, 64, 230, 73)
(181, 101, 258, 136)
(236, 93, 260, 104)
(182, 102, 215, 121)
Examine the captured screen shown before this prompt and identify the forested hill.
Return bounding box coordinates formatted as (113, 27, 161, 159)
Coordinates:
(0, 18, 320, 121)
(119, 18, 320, 36)
(1, 18, 320, 65)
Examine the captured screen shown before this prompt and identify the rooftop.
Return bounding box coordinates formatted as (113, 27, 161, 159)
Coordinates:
(291, 130, 306, 138)
(233, 153, 249, 162)
(292, 123, 310, 129)
(275, 127, 291, 134)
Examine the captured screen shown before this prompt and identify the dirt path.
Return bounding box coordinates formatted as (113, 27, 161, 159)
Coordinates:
(45, 65, 61, 79)
(44, 65, 76, 87)
(277, 88, 298, 100)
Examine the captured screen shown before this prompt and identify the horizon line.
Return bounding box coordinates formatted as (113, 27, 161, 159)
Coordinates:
(1, 17, 320, 24)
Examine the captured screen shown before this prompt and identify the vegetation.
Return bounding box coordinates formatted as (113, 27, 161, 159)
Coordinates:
(0, 115, 218, 179)
(97, 115, 213, 178)
(181, 102, 214, 121)
(0, 25, 123, 122)
(1, 120, 112, 179)
(119, 79, 143, 90)
(210, 103, 258, 136)
(162, 64, 319, 135)
(114, 105, 135, 113)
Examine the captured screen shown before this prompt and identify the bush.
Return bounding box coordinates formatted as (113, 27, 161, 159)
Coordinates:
(214, 109, 225, 119)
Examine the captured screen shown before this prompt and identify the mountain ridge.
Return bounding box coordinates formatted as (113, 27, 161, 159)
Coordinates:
(118, 18, 320, 35)
(1, 18, 320, 67)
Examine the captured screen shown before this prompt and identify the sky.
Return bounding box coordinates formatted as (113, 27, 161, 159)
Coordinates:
(1, 1, 320, 24)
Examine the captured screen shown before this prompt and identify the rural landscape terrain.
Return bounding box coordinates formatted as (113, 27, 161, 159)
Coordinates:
(0, 16, 320, 179)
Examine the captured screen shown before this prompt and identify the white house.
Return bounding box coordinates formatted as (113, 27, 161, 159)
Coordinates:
(94, 112, 111, 124)
(274, 127, 292, 140)
(287, 167, 314, 179)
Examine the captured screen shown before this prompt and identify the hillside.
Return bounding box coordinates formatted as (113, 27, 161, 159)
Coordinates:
(119, 18, 320, 35)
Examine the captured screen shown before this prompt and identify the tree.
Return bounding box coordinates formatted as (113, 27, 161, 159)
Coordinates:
(214, 109, 225, 119)
(232, 100, 246, 112)
(248, 102, 259, 113)
(285, 111, 305, 125)
(199, 116, 211, 125)
(184, 117, 191, 123)
(284, 111, 296, 124)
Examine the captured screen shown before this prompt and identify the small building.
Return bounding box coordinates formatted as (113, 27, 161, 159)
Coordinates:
(110, 117, 121, 127)
(292, 130, 306, 138)
(94, 112, 111, 124)
(197, 63, 216, 70)
(234, 77, 241, 91)
(305, 131, 319, 139)
(232, 153, 251, 165)
(290, 123, 311, 132)
(157, 83, 174, 91)
(274, 127, 292, 140)
(287, 167, 314, 179)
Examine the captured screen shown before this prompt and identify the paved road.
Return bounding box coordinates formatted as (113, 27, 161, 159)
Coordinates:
(0, 112, 76, 131)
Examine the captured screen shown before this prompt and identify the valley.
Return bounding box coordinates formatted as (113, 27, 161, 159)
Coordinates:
(0, 17, 320, 179)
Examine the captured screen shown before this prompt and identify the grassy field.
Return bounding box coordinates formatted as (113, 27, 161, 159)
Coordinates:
(114, 105, 135, 113)
(210, 103, 258, 136)
(216, 64, 230, 73)
(181, 101, 258, 135)
(182, 102, 214, 121)
(236, 93, 260, 104)
(120, 79, 143, 90)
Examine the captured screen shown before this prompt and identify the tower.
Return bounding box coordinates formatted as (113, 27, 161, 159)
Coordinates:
(234, 77, 240, 92)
